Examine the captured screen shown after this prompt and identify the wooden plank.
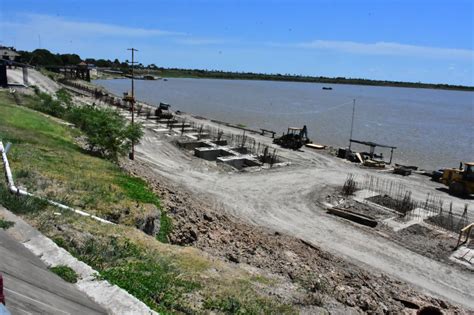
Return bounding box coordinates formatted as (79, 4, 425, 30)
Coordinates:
(305, 143, 326, 150)
(328, 207, 378, 227)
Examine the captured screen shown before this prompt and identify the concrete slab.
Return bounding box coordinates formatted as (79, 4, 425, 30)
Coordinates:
(353, 189, 378, 203)
(383, 208, 437, 232)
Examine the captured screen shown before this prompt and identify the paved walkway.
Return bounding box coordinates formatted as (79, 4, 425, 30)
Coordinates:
(0, 229, 106, 314)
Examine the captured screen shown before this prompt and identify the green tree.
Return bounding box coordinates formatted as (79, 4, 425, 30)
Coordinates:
(66, 105, 143, 160)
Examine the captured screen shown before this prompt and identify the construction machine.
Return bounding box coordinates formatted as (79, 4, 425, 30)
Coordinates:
(273, 125, 310, 150)
(441, 162, 474, 196)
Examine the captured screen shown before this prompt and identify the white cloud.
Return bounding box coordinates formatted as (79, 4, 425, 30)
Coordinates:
(270, 40, 474, 60)
(1, 13, 184, 38)
(174, 38, 229, 45)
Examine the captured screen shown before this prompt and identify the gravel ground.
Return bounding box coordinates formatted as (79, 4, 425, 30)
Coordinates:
(129, 123, 473, 310)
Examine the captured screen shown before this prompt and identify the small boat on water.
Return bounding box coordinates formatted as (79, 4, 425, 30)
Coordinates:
(322, 87, 332, 90)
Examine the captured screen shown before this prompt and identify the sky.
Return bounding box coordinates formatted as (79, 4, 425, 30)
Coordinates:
(0, 0, 473, 85)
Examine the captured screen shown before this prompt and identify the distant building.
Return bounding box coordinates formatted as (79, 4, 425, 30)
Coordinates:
(0, 46, 20, 61)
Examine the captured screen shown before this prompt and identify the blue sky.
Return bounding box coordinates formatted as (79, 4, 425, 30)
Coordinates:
(1, 0, 473, 85)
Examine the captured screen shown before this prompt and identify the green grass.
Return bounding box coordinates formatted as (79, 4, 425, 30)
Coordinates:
(0, 217, 14, 229)
(157, 211, 172, 243)
(203, 294, 296, 314)
(0, 91, 167, 235)
(115, 175, 160, 206)
(49, 265, 78, 283)
(54, 234, 198, 314)
(0, 182, 49, 215)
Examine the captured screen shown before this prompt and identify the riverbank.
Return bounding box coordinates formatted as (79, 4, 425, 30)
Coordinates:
(83, 78, 474, 309)
(2, 70, 473, 312)
(134, 68, 474, 91)
(95, 77, 474, 171)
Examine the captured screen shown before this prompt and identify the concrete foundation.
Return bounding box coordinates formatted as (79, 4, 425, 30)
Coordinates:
(178, 134, 285, 171)
(177, 140, 212, 150)
(194, 147, 235, 161)
(212, 140, 228, 146)
(217, 156, 262, 170)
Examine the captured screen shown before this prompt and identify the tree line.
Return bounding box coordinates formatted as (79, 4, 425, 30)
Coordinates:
(15, 48, 473, 91)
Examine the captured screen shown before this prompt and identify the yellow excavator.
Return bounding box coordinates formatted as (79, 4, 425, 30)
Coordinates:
(441, 162, 474, 196)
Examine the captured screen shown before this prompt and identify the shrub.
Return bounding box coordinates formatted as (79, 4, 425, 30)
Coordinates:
(66, 105, 143, 160)
(34, 92, 66, 118)
(56, 89, 72, 106)
(22, 90, 143, 161)
(49, 265, 78, 283)
(341, 174, 357, 196)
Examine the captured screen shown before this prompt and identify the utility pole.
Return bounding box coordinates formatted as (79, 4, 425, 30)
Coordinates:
(127, 48, 138, 160)
(348, 99, 356, 152)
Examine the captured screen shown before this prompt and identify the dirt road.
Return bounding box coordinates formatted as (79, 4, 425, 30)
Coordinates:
(135, 125, 474, 309)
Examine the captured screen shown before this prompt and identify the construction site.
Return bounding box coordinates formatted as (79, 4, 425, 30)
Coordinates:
(65, 82, 472, 240)
(2, 64, 474, 313)
(68, 76, 474, 298)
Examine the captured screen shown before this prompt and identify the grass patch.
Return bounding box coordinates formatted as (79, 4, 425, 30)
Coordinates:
(203, 294, 295, 315)
(157, 211, 172, 243)
(0, 218, 14, 230)
(0, 182, 49, 215)
(116, 175, 160, 206)
(0, 91, 164, 226)
(55, 234, 197, 313)
(49, 265, 78, 283)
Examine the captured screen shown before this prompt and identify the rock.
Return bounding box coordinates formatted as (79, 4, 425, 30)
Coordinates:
(133, 204, 161, 237)
(189, 228, 198, 241)
(203, 213, 214, 222)
(142, 216, 159, 236)
(227, 253, 240, 263)
(437, 299, 448, 309)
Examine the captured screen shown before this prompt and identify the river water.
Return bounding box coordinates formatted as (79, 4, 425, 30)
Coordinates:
(94, 78, 473, 170)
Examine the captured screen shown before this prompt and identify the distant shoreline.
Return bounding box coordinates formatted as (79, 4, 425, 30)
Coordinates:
(132, 68, 474, 92)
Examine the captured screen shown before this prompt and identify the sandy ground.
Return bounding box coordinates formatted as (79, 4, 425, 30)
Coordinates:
(133, 114, 474, 309)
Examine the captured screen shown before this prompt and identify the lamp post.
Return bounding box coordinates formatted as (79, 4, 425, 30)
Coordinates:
(127, 48, 138, 160)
